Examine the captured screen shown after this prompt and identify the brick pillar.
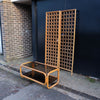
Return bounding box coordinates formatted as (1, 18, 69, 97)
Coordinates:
(0, 0, 32, 61)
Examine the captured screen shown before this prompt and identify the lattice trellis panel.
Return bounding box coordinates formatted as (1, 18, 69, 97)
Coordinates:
(45, 9, 76, 75)
(60, 9, 76, 75)
(45, 11, 60, 67)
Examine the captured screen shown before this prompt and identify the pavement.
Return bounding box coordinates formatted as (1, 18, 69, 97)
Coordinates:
(0, 69, 31, 100)
(0, 68, 75, 100)
(3, 84, 75, 100)
(0, 55, 100, 100)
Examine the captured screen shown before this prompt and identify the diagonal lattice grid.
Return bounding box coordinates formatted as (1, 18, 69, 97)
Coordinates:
(45, 9, 76, 74)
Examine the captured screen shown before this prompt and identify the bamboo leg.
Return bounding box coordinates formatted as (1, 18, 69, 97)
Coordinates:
(32, 62, 35, 77)
(45, 65, 47, 75)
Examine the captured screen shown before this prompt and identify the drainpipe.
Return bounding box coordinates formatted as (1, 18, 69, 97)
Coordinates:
(32, 0, 38, 61)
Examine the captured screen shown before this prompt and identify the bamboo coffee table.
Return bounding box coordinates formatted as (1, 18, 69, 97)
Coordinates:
(20, 61, 59, 89)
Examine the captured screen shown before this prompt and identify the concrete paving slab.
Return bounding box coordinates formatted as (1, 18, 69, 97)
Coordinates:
(53, 87, 90, 100)
(0, 68, 31, 100)
(60, 70, 100, 99)
(3, 84, 75, 100)
(0, 55, 33, 69)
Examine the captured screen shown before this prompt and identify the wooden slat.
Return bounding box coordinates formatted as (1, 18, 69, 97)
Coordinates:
(71, 9, 77, 75)
(57, 11, 62, 68)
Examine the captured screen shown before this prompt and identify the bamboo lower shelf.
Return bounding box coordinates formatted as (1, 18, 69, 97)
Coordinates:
(20, 61, 59, 89)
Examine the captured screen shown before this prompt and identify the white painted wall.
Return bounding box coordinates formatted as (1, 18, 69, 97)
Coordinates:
(11, 0, 31, 5)
(0, 27, 2, 54)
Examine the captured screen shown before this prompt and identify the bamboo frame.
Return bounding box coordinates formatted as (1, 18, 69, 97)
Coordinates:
(57, 11, 62, 68)
(71, 9, 77, 75)
(47, 68, 59, 89)
(20, 61, 59, 89)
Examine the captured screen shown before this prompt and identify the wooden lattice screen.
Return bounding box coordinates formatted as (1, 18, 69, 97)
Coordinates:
(45, 9, 76, 75)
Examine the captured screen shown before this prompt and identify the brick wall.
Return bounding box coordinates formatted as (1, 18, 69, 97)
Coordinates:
(0, 1, 32, 61)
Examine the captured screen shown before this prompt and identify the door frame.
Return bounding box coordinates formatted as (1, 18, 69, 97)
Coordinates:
(0, 12, 3, 55)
